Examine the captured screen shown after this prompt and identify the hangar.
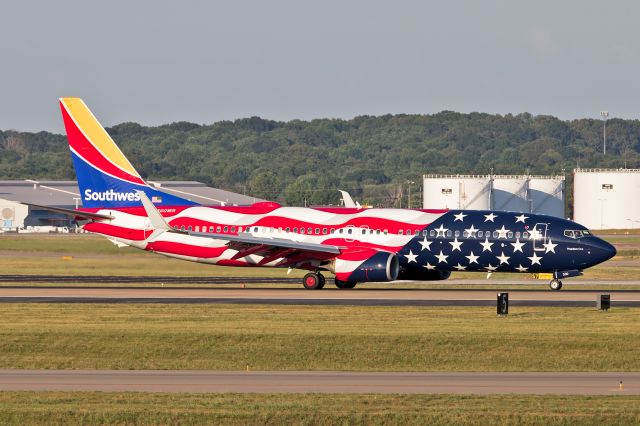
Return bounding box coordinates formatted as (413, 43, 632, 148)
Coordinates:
(0, 180, 262, 232)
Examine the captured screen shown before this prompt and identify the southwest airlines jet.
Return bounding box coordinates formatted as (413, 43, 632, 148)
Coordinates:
(41, 98, 616, 290)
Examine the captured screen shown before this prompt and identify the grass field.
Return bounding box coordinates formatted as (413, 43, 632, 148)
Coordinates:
(1, 234, 639, 287)
(0, 392, 638, 425)
(1, 304, 638, 371)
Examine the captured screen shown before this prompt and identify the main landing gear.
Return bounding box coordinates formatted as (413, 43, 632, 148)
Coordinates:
(549, 279, 563, 291)
(302, 272, 326, 289)
(301, 272, 357, 289)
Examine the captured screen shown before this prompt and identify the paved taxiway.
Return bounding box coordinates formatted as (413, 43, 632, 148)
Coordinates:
(0, 370, 637, 394)
(0, 287, 639, 307)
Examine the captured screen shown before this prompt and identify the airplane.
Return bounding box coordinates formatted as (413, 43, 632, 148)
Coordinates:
(35, 98, 616, 290)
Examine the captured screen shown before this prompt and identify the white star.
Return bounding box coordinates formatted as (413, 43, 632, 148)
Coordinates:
(484, 212, 498, 222)
(480, 237, 494, 252)
(434, 224, 448, 238)
(515, 264, 528, 272)
(453, 263, 466, 271)
(418, 237, 433, 251)
(515, 214, 529, 223)
(435, 250, 449, 264)
(529, 227, 543, 241)
(465, 251, 479, 264)
(449, 237, 463, 251)
(405, 250, 418, 263)
(454, 212, 467, 222)
(496, 251, 510, 265)
(495, 225, 509, 239)
(464, 224, 479, 238)
(510, 238, 525, 253)
(543, 239, 558, 254)
(528, 252, 543, 265)
(423, 262, 436, 270)
(484, 264, 498, 272)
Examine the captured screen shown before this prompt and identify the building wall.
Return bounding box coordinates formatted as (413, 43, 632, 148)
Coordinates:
(422, 175, 491, 210)
(0, 200, 29, 230)
(422, 174, 565, 217)
(573, 169, 640, 230)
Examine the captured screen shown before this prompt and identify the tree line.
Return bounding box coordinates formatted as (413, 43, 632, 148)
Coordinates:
(1, 111, 639, 211)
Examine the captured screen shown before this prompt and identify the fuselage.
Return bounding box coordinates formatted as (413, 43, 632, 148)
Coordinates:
(81, 202, 616, 282)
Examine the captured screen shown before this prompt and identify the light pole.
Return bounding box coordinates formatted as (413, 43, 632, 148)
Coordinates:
(600, 111, 609, 155)
(407, 181, 415, 209)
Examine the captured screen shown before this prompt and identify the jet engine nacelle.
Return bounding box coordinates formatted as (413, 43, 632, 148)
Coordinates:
(332, 250, 400, 282)
(396, 268, 451, 281)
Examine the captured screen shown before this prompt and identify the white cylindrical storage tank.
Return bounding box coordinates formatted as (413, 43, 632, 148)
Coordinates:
(528, 176, 565, 217)
(423, 175, 491, 210)
(573, 169, 640, 230)
(491, 176, 528, 212)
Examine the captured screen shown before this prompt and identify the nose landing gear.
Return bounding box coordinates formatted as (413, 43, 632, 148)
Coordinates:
(549, 279, 563, 291)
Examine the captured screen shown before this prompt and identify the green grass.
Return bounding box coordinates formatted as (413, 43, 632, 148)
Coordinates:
(0, 392, 638, 425)
(0, 304, 638, 371)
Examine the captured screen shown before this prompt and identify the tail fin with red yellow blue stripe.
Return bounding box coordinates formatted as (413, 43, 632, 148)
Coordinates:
(59, 98, 197, 208)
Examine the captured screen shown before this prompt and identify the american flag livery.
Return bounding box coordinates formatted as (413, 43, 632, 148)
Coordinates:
(55, 98, 617, 290)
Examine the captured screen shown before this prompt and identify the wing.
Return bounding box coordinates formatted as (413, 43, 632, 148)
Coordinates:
(136, 191, 342, 266)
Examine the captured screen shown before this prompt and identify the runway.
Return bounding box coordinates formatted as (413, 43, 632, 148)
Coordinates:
(0, 370, 637, 394)
(0, 287, 639, 307)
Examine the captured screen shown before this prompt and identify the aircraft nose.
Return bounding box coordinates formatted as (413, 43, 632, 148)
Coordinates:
(590, 237, 617, 265)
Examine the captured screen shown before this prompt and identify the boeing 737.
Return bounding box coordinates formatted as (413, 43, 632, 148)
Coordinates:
(35, 98, 616, 290)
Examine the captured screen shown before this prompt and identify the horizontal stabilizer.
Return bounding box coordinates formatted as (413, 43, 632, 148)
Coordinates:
(19, 202, 113, 220)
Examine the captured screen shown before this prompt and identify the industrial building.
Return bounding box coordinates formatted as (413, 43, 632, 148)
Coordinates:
(573, 169, 640, 230)
(422, 174, 565, 217)
(0, 180, 262, 232)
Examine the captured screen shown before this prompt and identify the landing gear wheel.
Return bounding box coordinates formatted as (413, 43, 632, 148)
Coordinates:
(335, 279, 357, 289)
(549, 279, 563, 291)
(303, 272, 324, 290)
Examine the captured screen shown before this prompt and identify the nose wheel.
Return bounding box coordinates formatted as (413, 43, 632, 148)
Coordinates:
(549, 279, 563, 291)
(302, 272, 326, 289)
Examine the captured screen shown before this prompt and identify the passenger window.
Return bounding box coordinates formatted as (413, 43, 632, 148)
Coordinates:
(224, 226, 228, 233)
(181, 225, 185, 231)
(369, 229, 374, 234)
(323, 228, 328, 234)
(376, 230, 381, 235)
(339, 229, 343, 234)
(430, 230, 435, 237)
(238, 227, 243, 233)
(285, 227, 290, 232)
(330, 229, 335, 234)
(293, 227, 298, 233)
(384, 230, 388, 235)
(399, 230, 404, 235)
(507, 232, 513, 239)
(454, 230, 460, 238)
(300, 228, 305, 234)
(194, 226, 199, 232)
(347, 229, 352, 234)
(446, 230, 452, 237)
(423, 230, 428, 236)
(515, 232, 520, 238)
(415, 230, 420, 235)
(523, 232, 529, 239)
(231, 226, 236, 233)
(493, 231, 498, 238)
(217, 226, 222, 232)
(315, 228, 320, 234)
(362, 229, 366, 235)
(188, 226, 193, 231)
(308, 227, 313, 234)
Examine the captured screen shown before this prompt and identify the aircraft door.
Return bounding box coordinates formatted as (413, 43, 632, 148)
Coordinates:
(532, 223, 549, 251)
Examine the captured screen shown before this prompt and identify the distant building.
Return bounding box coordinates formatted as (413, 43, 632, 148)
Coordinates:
(573, 169, 640, 230)
(0, 180, 263, 231)
(422, 174, 565, 217)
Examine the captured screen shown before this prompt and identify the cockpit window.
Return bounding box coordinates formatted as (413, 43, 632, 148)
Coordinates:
(564, 230, 586, 239)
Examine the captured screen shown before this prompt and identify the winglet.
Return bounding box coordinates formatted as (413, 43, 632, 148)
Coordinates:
(339, 190, 359, 208)
(136, 191, 171, 231)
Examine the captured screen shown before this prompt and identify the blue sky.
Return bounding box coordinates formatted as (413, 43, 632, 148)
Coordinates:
(1, 0, 639, 131)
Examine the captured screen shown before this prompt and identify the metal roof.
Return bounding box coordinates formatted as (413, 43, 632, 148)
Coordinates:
(0, 180, 263, 208)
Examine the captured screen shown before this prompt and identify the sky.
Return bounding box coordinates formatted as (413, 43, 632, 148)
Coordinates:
(1, 0, 639, 132)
